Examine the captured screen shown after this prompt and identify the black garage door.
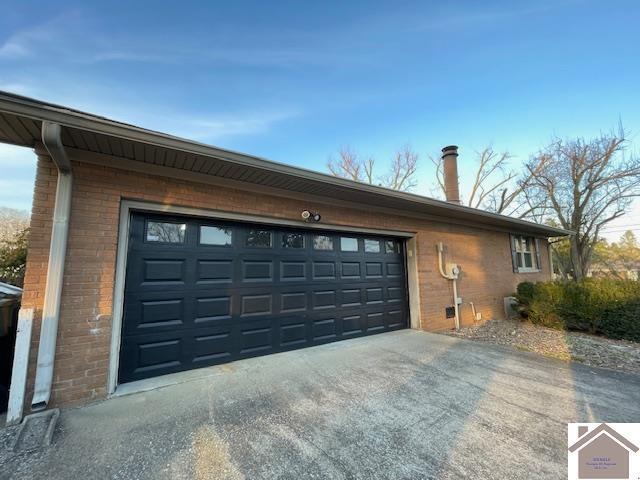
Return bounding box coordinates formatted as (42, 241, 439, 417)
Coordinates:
(119, 212, 409, 383)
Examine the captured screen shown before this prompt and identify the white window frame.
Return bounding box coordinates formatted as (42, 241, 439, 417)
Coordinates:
(512, 235, 541, 273)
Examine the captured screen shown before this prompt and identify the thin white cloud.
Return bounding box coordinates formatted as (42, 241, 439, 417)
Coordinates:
(170, 110, 300, 142)
(0, 41, 30, 59)
(0, 9, 361, 69)
(0, 10, 85, 60)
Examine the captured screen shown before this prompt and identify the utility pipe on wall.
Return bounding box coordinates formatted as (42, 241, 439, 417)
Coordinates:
(32, 122, 73, 411)
(437, 242, 461, 330)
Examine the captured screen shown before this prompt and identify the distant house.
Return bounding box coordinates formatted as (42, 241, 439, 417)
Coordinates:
(568, 423, 639, 479)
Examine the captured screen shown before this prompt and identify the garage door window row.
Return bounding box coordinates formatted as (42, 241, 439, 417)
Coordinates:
(144, 219, 401, 255)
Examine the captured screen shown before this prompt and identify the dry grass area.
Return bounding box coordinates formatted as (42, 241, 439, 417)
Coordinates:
(444, 318, 640, 375)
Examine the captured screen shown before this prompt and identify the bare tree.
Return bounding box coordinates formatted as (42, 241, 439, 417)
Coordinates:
(430, 147, 545, 216)
(0, 207, 30, 287)
(0, 207, 29, 243)
(327, 146, 418, 191)
(380, 146, 418, 191)
(523, 130, 640, 280)
(327, 148, 374, 184)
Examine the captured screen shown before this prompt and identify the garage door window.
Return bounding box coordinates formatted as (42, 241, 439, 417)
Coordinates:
(313, 235, 333, 250)
(385, 240, 399, 254)
(340, 237, 358, 252)
(146, 221, 186, 243)
(246, 230, 272, 247)
(364, 239, 380, 253)
(200, 226, 232, 246)
(283, 233, 305, 248)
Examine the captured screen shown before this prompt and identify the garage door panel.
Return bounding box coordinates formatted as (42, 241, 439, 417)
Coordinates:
(280, 291, 308, 313)
(238, 320, 274, 356)
(312, 261, 336, 280)
(311, 317, 338, 343)
(340, 262, 361, 279)
(312, 289, 337, 310)
(388, 309, 406, 329)
(241, 260, 274, 282)
(119, 332, 185, 381)
(365, 262, 384, 278)
(196, 259, 234, 285)
(280, 260, 307, 281)
(240, 293, 273, 317)
(123, 293, 191, 335)
(341, 314, 364, 337)
(194, 295, 232, 324)
(119, 212, 409, 384)
(126, 254, 190, 292)
(366, 312, 385, 332)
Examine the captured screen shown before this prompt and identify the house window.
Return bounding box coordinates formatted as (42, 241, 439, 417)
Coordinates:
(511, 235, 541, 272)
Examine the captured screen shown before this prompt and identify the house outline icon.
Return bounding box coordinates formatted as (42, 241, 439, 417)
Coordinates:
(569, 423, 639, 479)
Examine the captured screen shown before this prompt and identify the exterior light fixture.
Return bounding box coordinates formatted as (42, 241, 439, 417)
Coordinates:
(301, 210, 321, 223)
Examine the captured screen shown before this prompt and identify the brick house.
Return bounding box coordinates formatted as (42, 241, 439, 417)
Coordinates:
(0, 91, 569, 421)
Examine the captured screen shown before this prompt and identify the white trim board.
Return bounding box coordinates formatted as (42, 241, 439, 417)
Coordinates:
(107, 199, 419, 395)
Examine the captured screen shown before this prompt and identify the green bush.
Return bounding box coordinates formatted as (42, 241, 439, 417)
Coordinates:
(516, 279, 640, 342)
(599, 300, 640, 342)
(516, 281, 535, 305)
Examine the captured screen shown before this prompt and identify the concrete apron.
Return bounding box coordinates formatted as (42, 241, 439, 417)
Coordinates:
(2, 330, 640, 479)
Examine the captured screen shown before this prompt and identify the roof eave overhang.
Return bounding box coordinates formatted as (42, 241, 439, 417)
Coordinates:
(0, 91, 573, 238)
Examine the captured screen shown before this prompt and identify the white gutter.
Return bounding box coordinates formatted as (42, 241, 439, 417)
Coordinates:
(31, 122, 72, 411)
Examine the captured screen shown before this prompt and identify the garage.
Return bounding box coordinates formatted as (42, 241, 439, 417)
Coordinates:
(118, 212, 409, 383)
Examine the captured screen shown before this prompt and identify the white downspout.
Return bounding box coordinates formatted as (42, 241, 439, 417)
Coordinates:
(437, 242, 461, 330)
(31, 122, 73, 411)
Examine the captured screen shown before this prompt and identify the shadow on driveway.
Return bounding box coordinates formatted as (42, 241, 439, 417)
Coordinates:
(2, 330, 639, 479)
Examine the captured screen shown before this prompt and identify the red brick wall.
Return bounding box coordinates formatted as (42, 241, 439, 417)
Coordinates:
(21, 152, 551, 407)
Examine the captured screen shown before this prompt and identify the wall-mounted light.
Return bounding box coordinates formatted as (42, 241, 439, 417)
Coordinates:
(301, 210, 322, 223)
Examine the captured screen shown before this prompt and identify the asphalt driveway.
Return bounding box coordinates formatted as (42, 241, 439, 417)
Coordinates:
(2, 330, 640, 479)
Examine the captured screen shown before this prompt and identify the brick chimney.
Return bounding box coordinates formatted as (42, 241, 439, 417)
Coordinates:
(442, 145, 461, 204)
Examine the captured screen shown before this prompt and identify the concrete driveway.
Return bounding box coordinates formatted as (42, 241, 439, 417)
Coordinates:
(3, 330, 640, 479)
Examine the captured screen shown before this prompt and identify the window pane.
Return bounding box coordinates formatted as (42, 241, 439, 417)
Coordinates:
(523, 238, 532, 253)
(246, 230, 272, 247)
(516, 253, 523, 268)
(385, 240, 399, 254)
(146, 221, 185, 243)
(340, 237, 358, 252)
(200, 226, 232, 246)
(313, 235, 333, 250)
(514, 236, 522, 252)
(283, 233, 304, 248)
(524, 252, 533, 268)
(364, 239, 380, 253)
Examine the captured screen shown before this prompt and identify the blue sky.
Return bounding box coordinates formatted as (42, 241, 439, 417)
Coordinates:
(1, 0, 639, 239)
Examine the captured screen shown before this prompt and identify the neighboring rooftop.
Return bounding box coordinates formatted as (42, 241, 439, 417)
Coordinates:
(0, 90, 571, 237)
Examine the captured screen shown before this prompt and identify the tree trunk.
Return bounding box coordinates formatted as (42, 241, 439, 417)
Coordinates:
(570, 236, 585, 281)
